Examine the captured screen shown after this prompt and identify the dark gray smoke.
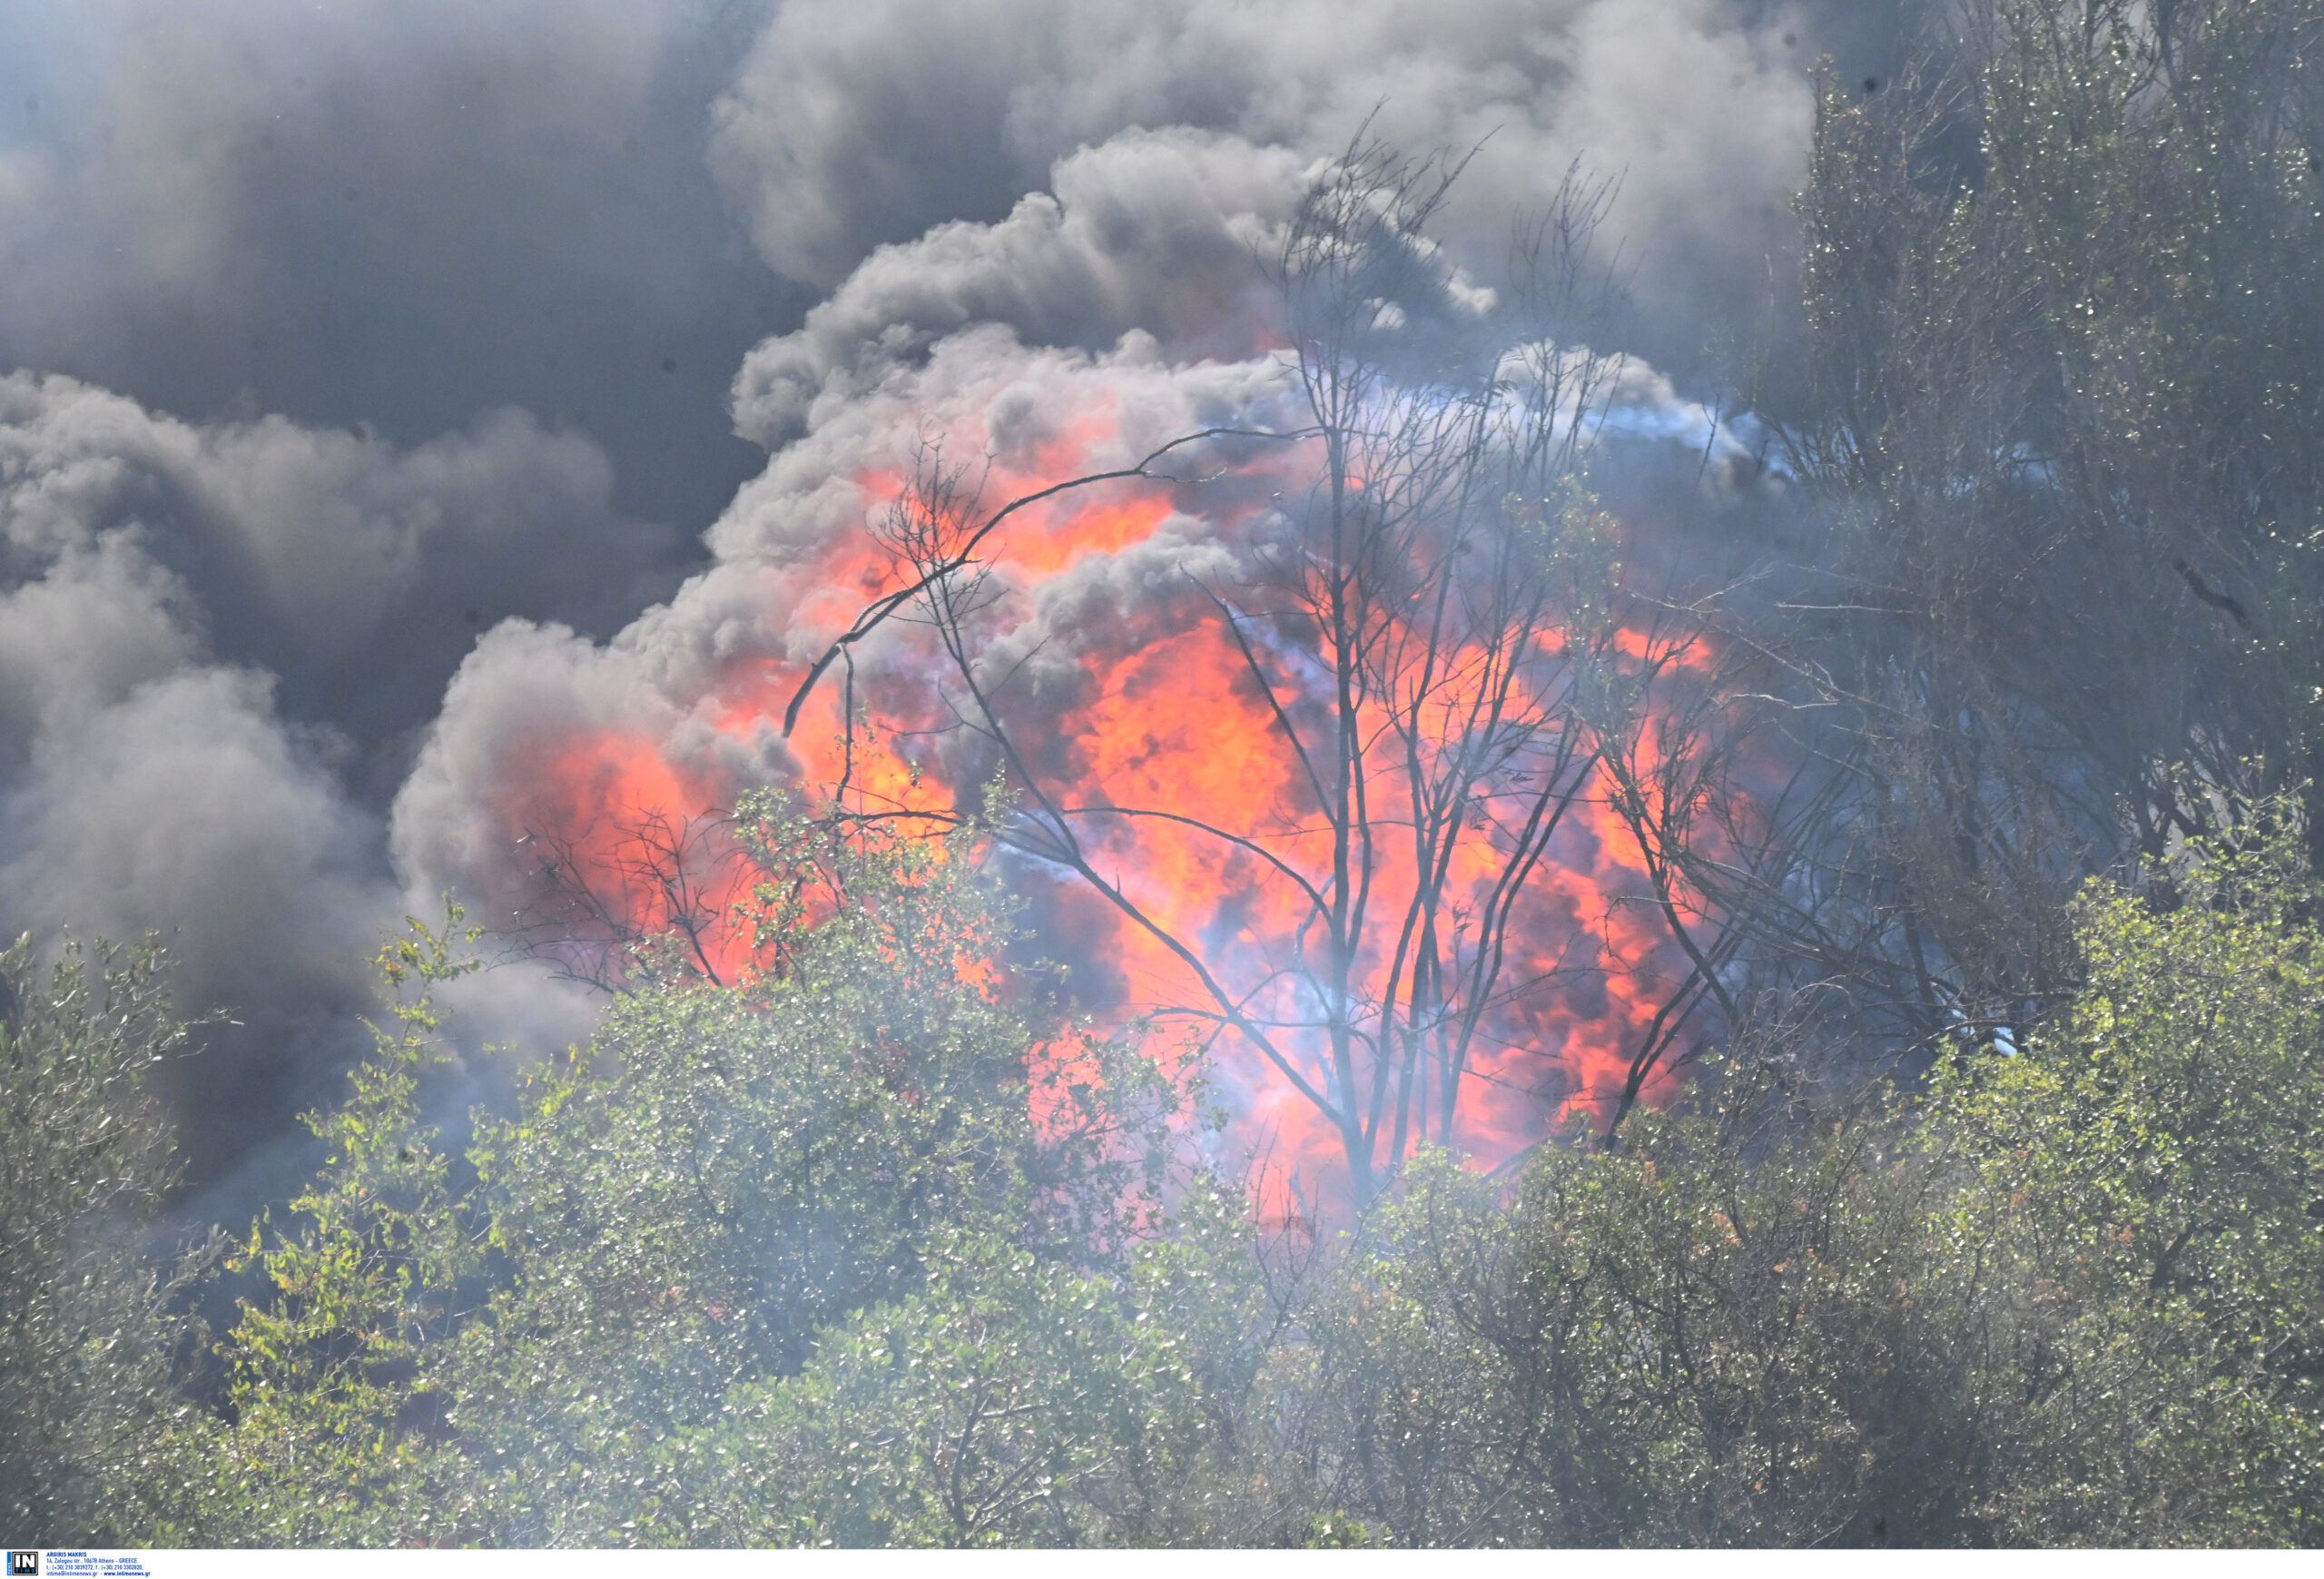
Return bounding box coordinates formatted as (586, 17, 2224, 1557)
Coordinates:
(0, 0, 794, 543)
(0, 0, 1916, 1201)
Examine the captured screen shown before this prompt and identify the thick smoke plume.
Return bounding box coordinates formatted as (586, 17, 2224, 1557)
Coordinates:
(712, 0, 1825, 354)
(0, 0, 1909, 1200)
(0, 372, 665, 1191)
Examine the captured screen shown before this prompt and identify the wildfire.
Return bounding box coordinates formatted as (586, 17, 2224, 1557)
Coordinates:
(482, 395, 1727, 1201)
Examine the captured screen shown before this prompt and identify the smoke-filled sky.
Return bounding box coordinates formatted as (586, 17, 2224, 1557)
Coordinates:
(0, 0, 1912, 1208)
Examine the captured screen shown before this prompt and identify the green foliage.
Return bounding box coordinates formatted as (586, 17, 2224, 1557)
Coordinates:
(1929, 819, 2324, 1544)
(1285, 804, 2324, 1546)
(150, 805, 1234, 1546)
(654, 1230, 1204, 1546)
(1300, 1095, 1967, 1545)
(436, 805, 1199, 1542)
(1787, 0, 2324, 1035)
(29, 794, 2324, 1547)
(0, 935, 213, 1544)
(149, 901, 490, 1544)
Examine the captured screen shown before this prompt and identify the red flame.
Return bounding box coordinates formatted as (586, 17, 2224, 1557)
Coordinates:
(480, 383, 1740, 1205)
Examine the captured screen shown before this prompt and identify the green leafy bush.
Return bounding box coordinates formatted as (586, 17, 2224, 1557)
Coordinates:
(0, 937, 214, 1544)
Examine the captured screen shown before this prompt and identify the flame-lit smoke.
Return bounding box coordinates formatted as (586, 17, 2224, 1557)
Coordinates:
(0, 0, 1874, 1209)
(393, 145, 1760, 1201)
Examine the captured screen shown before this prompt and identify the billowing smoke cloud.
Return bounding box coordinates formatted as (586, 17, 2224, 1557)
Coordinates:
(0, 0, 1914, 1201)
(0, 372, 662, 1187)
(390, 125, 1764, 1177)
(394, 327, 1302, 909)
(730, 129, 1314, 444)
(0, 0, 792, 534)
(0, 0, 784, 1194)
(712, 0, 1831, 370)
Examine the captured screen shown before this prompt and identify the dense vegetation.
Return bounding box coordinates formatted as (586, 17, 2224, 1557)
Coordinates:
(6, 0, 2324, 1547)
(3, 791, 2319, 1546)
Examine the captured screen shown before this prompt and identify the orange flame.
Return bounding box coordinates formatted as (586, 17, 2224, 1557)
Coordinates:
(485, 398, 1742, 1205)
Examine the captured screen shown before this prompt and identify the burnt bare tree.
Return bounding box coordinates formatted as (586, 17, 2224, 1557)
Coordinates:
(507, 807, 747, 992)
(787, 143, 1768, 1198)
